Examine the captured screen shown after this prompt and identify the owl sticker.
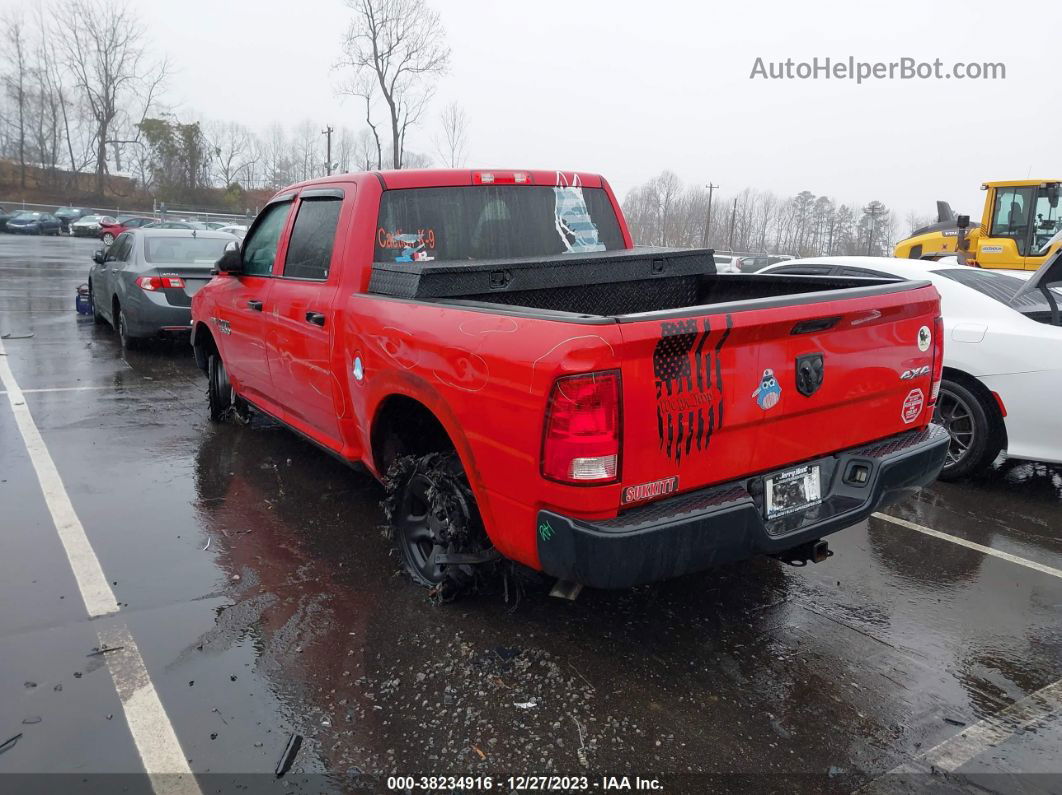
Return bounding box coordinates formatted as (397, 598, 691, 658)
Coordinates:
(752, 368, 781, 410)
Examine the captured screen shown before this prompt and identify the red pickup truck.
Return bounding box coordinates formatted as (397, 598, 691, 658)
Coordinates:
(191, 169, 948, 595)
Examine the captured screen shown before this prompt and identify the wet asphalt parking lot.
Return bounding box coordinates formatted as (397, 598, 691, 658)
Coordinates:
(0, 235, 1060, 794)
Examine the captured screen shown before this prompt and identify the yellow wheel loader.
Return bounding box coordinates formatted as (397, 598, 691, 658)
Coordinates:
(894, 180, 1062, 270)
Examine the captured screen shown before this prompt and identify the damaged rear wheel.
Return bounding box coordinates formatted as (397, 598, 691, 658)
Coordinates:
(383, 452, 495, 600)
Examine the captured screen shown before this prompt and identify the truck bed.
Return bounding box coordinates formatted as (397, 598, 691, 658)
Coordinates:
(367, 247, 915, 319)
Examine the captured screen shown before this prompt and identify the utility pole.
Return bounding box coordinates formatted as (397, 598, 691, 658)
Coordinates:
(702, 182, 719, 248)
(322, 125, 334, 176)
(863, 201, 885, 255)
(727, 196, 738, 251)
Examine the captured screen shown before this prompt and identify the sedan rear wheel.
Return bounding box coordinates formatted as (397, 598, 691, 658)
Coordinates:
(934, 379, 1001, 480)
(102, 232, 114, 245)
(117, 309, 140, 350)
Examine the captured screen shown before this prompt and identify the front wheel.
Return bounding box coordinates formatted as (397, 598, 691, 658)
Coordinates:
(934, 379, 1002, 480)
(383, 452, 494, 600)
(207, 353, 249, 423)
(102, 232, 114, 245)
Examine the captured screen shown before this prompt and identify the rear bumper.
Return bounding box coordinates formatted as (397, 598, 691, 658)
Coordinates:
(122, 291, 193, 337)
(536, 424, 949, 589)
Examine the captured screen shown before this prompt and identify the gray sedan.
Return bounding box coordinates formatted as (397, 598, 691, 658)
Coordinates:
(89, 229, 236, 349)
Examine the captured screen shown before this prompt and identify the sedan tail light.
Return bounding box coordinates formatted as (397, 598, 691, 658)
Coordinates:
(135, 276, 185, 291)
(929, 315, 944, 406)
(541, 370, 621, 484)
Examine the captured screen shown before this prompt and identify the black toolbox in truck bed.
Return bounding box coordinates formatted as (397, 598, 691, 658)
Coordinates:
(367, 246, 715, 300)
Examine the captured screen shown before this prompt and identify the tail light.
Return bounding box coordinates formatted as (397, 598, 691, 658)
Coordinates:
(136, 276, 185, 291)
(929, 315, 944, 406)
(542, 370, 621, 484)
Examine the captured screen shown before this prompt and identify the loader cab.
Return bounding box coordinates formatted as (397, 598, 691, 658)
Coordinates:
(976, 181, 1062, 270)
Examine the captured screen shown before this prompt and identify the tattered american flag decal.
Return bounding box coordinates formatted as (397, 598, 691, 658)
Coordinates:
(653, 314, 732, 463)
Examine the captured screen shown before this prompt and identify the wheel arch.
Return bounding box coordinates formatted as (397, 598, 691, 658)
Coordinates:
(368, 387, 501, 553)
(191, 321, 217, 372)
(941, 366, 1008, 451)
(370, 393, 460, 476)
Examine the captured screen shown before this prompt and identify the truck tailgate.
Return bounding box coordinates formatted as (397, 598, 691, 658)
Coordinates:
(615, 285, 940, 499)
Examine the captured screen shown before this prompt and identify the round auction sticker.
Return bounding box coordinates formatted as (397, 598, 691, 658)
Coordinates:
(902, 388, 925, 424)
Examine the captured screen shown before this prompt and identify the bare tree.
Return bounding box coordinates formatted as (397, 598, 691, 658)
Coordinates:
(400, 150, 432, 168)
(54, 0, 165, 196)
(263, 123, 290, 188)
(435, 101, 468, 167)
(905, 210, 932, 236)
(334, 126, 355, 173)
(206, 120, 254, 187)
(338, 0, 450, 169)
(352, 126, 379, 171)
(2, 12, 30, 188)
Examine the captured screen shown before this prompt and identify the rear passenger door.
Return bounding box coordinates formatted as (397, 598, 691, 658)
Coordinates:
(266, 188, 347, 444)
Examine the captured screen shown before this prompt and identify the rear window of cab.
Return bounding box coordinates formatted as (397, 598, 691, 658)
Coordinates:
(373, 185, 624, 263)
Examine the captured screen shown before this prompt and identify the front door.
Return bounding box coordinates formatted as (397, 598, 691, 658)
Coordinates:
(215, 198, 293, 402)
(266, 190, 346, 444)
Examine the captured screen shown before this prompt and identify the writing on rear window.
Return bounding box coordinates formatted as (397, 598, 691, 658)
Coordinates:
(377, 228, 437, 262)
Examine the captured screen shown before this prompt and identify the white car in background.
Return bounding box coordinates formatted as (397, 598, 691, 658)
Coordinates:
(216, 224, 248, 239)
(760, 256, 1062, 479)
(71, 214, 114, 238)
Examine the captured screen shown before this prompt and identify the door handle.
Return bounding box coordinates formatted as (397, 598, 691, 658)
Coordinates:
(247, 299, 263, 311)
(305, 311, 326, 327)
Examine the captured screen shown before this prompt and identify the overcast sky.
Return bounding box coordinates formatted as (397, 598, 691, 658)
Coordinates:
(8, 0, 1058, 223)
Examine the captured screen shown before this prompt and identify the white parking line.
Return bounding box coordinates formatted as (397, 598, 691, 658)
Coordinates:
(0, 385, 119, 394)
(878, 676, 1062, 779)
(0, 337, 201, 793)
(872, 512, 1062, 580)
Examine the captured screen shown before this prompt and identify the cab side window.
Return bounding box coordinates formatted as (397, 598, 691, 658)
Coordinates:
(282, 197, 342, 281)
(242, 201, 293, 276)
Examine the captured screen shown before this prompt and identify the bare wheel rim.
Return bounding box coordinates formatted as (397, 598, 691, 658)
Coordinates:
(397, 473, 448, 583)
(934, 388, 975, 467)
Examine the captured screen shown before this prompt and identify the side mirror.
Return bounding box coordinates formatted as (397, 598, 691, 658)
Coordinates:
(215, 246, 243, 275)
(93, 249, 105, 264)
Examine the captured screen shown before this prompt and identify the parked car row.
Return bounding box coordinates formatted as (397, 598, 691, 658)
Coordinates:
(0, 205, 66, 235)
(0, 204, 251, 240)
